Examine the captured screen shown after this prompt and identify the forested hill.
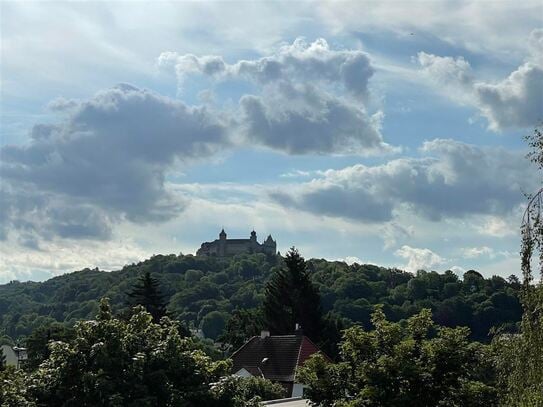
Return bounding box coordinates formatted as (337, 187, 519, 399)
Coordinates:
(0, 252, 522, 343)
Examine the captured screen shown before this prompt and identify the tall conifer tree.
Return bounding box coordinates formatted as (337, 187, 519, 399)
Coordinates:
(263, 248, 323, 341)
(127, 272, 168, 322)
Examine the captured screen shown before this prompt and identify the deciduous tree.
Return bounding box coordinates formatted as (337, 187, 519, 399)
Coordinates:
(494, 126, 543, 406)
(299, 307, 498, 407)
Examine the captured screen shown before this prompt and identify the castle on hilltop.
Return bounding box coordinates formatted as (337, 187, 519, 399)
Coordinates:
(196, 229, 277, 257)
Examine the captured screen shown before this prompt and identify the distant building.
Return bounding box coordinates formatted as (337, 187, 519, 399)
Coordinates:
(196, 229, 277, 257)
(231, 329, 329, 398)
(1, 344, 27, 369)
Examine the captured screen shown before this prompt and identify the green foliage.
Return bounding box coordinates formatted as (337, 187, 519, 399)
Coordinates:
(492, 125, 543, 406)
(201, 310, 229, 341)
(218, 308, 264, 351)
(209, 375, 285, 406)
(24, 323, 75, 371)
(0, 366, 36, 406)
(0, 252, 522, 347)
(298, 307, 498, 407)
(263, 248, 323, 341)
(127, 271, 168, 322)
(0, 299, 285, 406)
(24, 299, 230, 406)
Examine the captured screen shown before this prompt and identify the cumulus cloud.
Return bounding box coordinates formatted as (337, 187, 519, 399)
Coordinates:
(395, 245, 444, 273)
(474, 63, 543, 130)
(239, 87, 390, 155)
(418, 52, 473, 87)
(159, 38, 374, 97)
(0, 84, 229, 242)
(271, 139, 536, 222)
(417, 31, 543, 131)
(159, 38, 394, 155)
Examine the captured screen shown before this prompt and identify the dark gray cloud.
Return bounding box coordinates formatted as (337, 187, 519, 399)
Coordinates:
(0, 84, 229, 241)
(239, 84, 390, 155)
(272, 139, 537, 222)
(159, 38, 392, 155)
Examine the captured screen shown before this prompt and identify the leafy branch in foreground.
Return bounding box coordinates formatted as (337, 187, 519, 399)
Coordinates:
(494, 125, 543, 406)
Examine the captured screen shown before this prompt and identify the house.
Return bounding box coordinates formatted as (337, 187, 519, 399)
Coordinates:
(232, 330, 329, 398)
(1, 344, 27, 368)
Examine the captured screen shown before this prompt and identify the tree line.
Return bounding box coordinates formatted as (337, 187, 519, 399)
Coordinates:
(0, 251, 522, 346)
(1, 245, 541, 406)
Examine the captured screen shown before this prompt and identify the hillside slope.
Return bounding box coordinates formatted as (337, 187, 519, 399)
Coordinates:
(0, 253, 522, 342)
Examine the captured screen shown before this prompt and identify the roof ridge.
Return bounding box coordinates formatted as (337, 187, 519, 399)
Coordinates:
(266, 334, 299, 338)
(230, 335, 258, 359)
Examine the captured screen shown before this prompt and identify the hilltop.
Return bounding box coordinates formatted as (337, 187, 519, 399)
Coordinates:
(0, 252, 522, 343)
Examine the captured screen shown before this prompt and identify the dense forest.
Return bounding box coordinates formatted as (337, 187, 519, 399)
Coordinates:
(0, 251, 522, 345)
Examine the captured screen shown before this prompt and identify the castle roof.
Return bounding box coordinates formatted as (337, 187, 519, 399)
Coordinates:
(222, 238, 252, 243)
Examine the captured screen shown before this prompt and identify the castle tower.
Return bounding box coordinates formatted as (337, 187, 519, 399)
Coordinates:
(263, 234, 277, 255)
(250, 230, 258, 251)
(219, 228, 227, 256)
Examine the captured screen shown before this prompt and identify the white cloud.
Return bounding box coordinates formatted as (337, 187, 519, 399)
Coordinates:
(279, 170, 314, 179)
(474, 62, 543, 131)
(159, 38, 375, 97)
(159, 38, 395, 155)
(461, 246, 494, 259)
(0, 237, 148, 284)
(1, 2, 313, 102)
(450, 265, 467, 277)
(318, 1, 542, 59)
(271, 139, 536, 222)
(475, 216, 518, 238)
(418, 52, 473, 86)
(417, 52, 473, 103)
(395, 245, 445, 273)
(417, 31, 543, 131)
(342, 256, 364, 265)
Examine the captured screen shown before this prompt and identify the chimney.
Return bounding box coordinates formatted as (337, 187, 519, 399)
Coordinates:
(260, 330, 270, 339)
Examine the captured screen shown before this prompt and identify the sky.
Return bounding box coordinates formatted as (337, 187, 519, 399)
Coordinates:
(1, 1, 542, 283)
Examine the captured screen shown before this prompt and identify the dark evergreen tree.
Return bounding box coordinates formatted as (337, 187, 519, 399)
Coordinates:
(263, 248, 323, 341)
(127, 271, 168, 322)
